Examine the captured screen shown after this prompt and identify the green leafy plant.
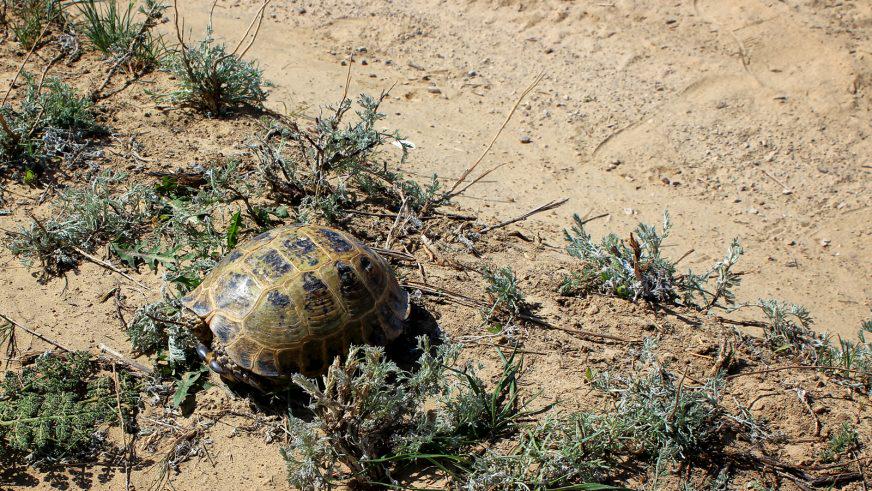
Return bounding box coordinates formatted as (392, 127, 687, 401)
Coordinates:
(8, 0, 64, 49)
(76, 0, 167, 72)
(171, 366, 208, 409)
(561, 211, 743, 311)
(481, 265, 526, 327)
(756, 299, 818, 354)
(464, 413, 627, 489)
(165, 9, 269, 115)
(680, 239, 743, 310)
(281, 339, 545, 488)
(441, 349, 547, 444)
(818, 320, 872, 392)
(819, 422, 859, 463)
(0, 351, 139, 463)
(253, 93, 443, 224)
(0, 74, 100, 176)
(593, 366, 724, 465)
(5, 171, 156, 278)
(0, 76, 97, 178)
(562, 211, 677, 302)
(282, 340, 457, 488)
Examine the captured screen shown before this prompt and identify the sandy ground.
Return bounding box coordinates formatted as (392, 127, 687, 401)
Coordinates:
(167, 0, 872, 338)
(1, 0, 871, 489)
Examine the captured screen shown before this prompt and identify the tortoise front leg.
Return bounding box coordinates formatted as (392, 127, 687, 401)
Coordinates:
(197, 343, 267, 392)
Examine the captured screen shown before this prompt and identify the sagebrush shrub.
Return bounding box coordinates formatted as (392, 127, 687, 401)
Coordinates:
(165, 26, 268, 115)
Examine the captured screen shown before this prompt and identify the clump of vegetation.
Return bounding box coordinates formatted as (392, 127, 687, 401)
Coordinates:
(819, 422, 859, 463)
(76, 0, 167, 72)
(165, 1, 269, 116)
(0, 74, 100, 178)
(282, 339, 542, 488)
(819, 320, 872, 392)
(126, 298, 200, 376)
(464, 413, 623, 488)
(464, 357, 723, 489)
(561, 211, 677, 302)
(680, 239, 744, 310)
(561, 211, 743, 311)
(114, 161, 260, 289)
(7, 0, 64, 49)
(254, 92, 442, 224)
(5, 171, 155, 278)
(481, 265, 526, 327)
(5, 159, 261, 283)
(592, 366, 724, 465)
(754, 303, 872, 392)
(281, 334, 730, 489)
(756, 299, 817, 354)
(0, 351, 139, 464)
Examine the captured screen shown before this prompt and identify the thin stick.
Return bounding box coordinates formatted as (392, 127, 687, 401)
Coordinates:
(673, 248, 695, 266)
(371, 246, 417, 262)
(554, 325, 642, 344)
(341, 56, 353, 103)
(0, 312, 74, 352)
(72, 246, 148, 289)
(761, 169, 792, 193)
(227, 0, 271, 58)
(726, 365, 872, 380)
(403, 280, 640, 343)
(479, 198, 568, 233)
(451, 161, 511, 198)
(99, 343, 154, 375)
(441, 72, 545, 202)
(580, 212, 609, 225)
(667, 368, 688, 422)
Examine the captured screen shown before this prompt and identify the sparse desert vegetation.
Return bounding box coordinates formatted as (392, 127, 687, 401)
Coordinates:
(0, 1, 870, 490)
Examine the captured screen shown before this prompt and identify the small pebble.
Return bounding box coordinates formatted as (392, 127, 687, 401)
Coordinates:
(785, 239, 796, 246)
(467, 70, 477, 77)
(519, 135, 532, 144)
(820, 239, 830, 247)
(295, 6, 306, 14)
(426, 86, 441, 94)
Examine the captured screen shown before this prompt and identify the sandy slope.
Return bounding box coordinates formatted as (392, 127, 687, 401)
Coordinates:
(171, 0, 871, 337)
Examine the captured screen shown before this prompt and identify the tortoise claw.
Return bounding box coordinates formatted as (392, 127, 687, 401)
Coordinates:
(209, 359, 225, 374)
(196, 343, 210, 361)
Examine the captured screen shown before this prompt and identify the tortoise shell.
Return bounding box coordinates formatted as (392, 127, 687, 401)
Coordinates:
(181, 224, 409, 379)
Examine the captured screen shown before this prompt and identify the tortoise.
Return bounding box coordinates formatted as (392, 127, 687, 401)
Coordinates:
(179, 224, 409, 389)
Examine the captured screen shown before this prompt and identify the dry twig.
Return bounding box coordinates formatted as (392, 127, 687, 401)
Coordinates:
(479, 197, 568, 234)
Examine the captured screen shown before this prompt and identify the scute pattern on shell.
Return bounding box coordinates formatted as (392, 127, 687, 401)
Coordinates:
(181, 224, 409, 378)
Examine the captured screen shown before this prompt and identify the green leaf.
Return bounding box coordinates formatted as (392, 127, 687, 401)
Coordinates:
(226, 209, 242, 249)
(23, 168, 37, 186)
(111, 242, 179, 270)
(172, 368, 205, 408)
